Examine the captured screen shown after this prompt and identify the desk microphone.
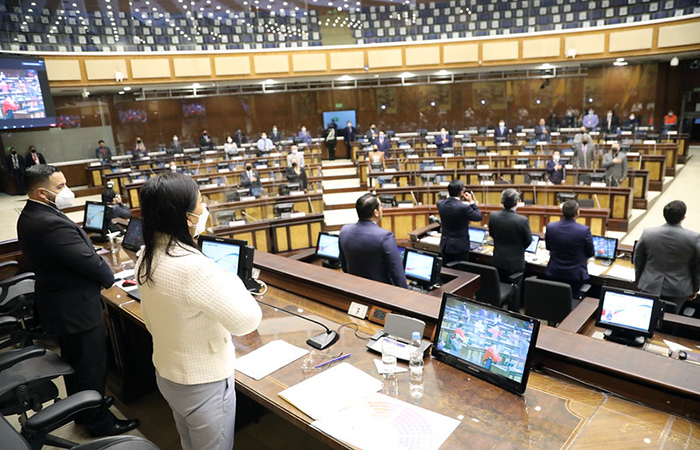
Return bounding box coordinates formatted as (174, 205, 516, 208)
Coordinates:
(255, 298, 339, 350)
(241, 210, 259, 222)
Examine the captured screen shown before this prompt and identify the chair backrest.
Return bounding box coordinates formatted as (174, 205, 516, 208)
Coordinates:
(78, 435, 161, 449)
(0, 415, 30, 450)
(448, 261, 503, 307)
(524, 277, 573, 326)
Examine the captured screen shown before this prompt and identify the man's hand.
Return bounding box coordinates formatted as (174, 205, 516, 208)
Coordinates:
(690, 292, 698, 301)
(613, 158, 622, 164)
(462, 191, 473, 202)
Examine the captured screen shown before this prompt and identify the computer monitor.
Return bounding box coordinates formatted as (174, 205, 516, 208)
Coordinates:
(83, 201, 109, 238)
(433, 293, 540, 395)
(592, 235, 618, 266)
(122, 217, 144, 252)
(198, 235, 259, 291)
(525, 235, 540, 254)
(279, 183, 301, 196)
(274, 203, 294, 217)
(463, 158, 476, 169)
(527, 172, 546, 183)
(557, 192, 578, 204)
(315, 232, 341, 269)
(420, 159, 435, 170)
(196, 177, 211, 186)
(379, 194, 397, 208)
(468, 227, 486, 246)
(403, 248, 442, 288)
(596, 287, 660, 347)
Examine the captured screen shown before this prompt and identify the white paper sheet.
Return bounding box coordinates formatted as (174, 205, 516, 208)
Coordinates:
(587, 263, 607, 277)
(235, 340, 309, 381)
(278, 362, 383, 420)
(373, 359, 408, 375)
(312, 393, 461, 450)
(604, 265, 636, 281)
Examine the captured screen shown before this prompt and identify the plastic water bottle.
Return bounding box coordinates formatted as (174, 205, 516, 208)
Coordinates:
(409, 331, 424, 399)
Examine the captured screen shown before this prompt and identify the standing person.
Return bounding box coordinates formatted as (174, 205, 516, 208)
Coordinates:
(132, 137, 147, 158)
(601, 110, 619, 134)
(232, 129, 248, 147)
(373, 130, 390, 158)
(136, 172, 262, 450)
(582, 109, 599, 130)
(342, 120, 357, 156)
(241, 163, 262, 197)
(26, 145, 46, 166)
(296, 126, 312, 146)
(324, 122, 338, 160)
(199, 129, 215, 150)
(286, 156, 308, 190)
(435, 128, 453, 156)
(256, 132, 274, 153)
(546, 150, 566, 185)
(437, 179, 482, 264)
(286, 145, 305, 168)
(95, 140, 112, 161)
(168, 135, 184, 156)
(634, 200, 700, 314)
(573, 134, 596, 169)
(364, 123, 377, 142)
(339, 193, 408, 288)
(270, 125, 283, 146)
(545, 200, 594, 300)
(6, 146, 26, 194)
(602, 143, 628, 187)
(535, 118, 550, 142)
(494, 120, 509, 140)
(17, 165, 139, 437)
(488, 188, 532, 311)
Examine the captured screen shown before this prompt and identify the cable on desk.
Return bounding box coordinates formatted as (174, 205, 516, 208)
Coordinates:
(336, 322, 373, 341)
(250, 280, 267, 297)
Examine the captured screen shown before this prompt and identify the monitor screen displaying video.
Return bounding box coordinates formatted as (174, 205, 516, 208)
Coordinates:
(0, 54, 56, 129)
(200, 238, 242, 275)
(316, 232, 340, 260)
(525, 235, 540, 254)
(83, 201, 106, 234)
(598, 288, 655, 334)
(404, 249, 435, 283)
(592, 235, 617, 260)
(469, 227, 486, 244)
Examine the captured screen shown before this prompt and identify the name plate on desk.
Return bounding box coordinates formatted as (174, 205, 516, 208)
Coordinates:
(204, 158, 214, 163)
(481, 180, 495, 185)
(120, 168, 132, 173)
(626, 152, 640, 156)
(270, 152, 282, 157)
(551, 132, 561, 136)
(260, 178, 270, 183)
(439, 181, 449, 186)
(666, 130, 678, 135)
(256, 164, 268, 169)
(563, 151, 574, 156)
(140, 156, 151, 160)
(174, 153, 185, 158)
(231, 156, 243, 160)
(218, 168, 230, 173)
(427, 144, 437, 148)
(605, 140, 618, 145)
(476, 164, 490, 169)
(591, 182, 607, 187)
(290, 190, 306, 196)
(407, 155, 419, 159)
(565, 164, 573, 169)
(536, 141, 548, 145)
(432, 165, 444, 170)
(240, 196, 256, 201)
(516, 132, 526, 137)
(441, 153, 454, 157)
(398, 203, 414, 208)
(517, 151, 531, 156)
(290, 212, 306, 218)
(228, 220, 246, 227)
(590, 131, 600, 135)
(487, 152, 499, 156)
(643, 140, 656, 145)
(498, 142, 511, 146)
(513, 164, 527, 169)
(534, 181, 547, 186)
(203, 183, 219, 189)
(204, 150, 218, 155)
(89, 162, 101, 167)
(465, 142, 477, 147)
(384, 168, 397, 172)
(382, 183, 398, 188)
(621, 131, 632, 135)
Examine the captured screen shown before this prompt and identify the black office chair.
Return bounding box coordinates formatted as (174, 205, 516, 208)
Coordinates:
(523, 277, 575, 326)
(0, 390, 158, 450)
(0, 270, 41, 348)
(447, 261, 513, 308)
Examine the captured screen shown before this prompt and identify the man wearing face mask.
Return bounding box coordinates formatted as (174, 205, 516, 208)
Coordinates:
(169, 135, 183, 155)
(233, 129, 248, 146)
(602, 143, 628, 187)
(286, 144, 305, 168)
(26, 145, 46, 166)
(601, 110, 619, 134)
(5, 146, 26, 195)
(435, 127, 453, 156)
(373, 130, 390, 158)
(296, 126, 312, 146)
(256, 132, 274, 153)
(546, 150, 566, 185)
(17, 165, 139, 437)
(270, 125, 283, 146)
(623, 113, 638, 131)
(582, 109, 599, 130)
(573, 134, 596, 169)
(494, 120, 509, 141)
(241, 163, 262, 197)
(199, 129, 214, 150)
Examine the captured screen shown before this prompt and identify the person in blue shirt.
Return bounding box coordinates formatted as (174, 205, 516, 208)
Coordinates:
(296, 126, 312, 146)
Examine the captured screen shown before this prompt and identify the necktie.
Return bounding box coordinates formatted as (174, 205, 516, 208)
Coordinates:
(582, 145, 587, 156)
(13, 154, 18, 169)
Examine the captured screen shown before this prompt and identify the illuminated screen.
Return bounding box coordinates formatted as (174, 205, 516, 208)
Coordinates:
(404, 250, 434, 282)
(436, 294, 537, 384)
(201, 240, 241, 275)
(122, 218, 144, 251)
(0, 55, 56, 129)
(599, 290, 655, 333)
(84, 203, 106, 233)
(592, 235, 617, 260)
(468, 227, 486, 244)
(316, 233, 340, 259)
(322, 110, 356, 128)
(525, 235, 540, 254)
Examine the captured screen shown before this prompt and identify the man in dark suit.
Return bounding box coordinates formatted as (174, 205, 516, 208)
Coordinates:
(199, 129, 215, 150)
(233, 129, 248, 146)
(26, 145, 46, 166)
(241, 163, 262, 197)
(437, 179, 482, 264)
(546, 150, 566, 185)
(634, 200, 700, 313)
(339, 193, 407, 288)
(17, 165, 138, 437)
(488, 188, 532, 310)
(573, 135, 596, 169)
(373, 131, 390, 158)
(545, 200, 594, 299)
(94, 140, 112, 161)
(535, 118, 550, 142)
(270, 125, 283, 146)
(342, 121, 357, 156)
(6, 146, 26, 194)
(364, 123, 377, 142)
(602, 143, 628, 187)
(494, 120, 509, 140)
(435, 128, 453, 156)
(601, 110, 619, 134)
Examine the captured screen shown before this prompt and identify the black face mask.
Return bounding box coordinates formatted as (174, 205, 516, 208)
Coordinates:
(246, 166, 252, 171)
(292, 163, 298, 168)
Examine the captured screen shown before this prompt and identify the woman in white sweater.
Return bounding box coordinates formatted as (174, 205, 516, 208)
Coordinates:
(136, 172, 262, 450)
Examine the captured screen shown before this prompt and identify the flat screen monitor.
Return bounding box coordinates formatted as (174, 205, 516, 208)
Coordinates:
(433, 293, 540, 395)
(468, 227, 486, 245)
(0, 54, 56, 129)
(275, 203, 294, 217)
(316, 232, 340, 260)
(592, 235, 618, 263)
(122, 217, 144, 251)
(198, 235, 254, 289)
(596, 287, 659, 346)
(83, 201, 108, 235)
(322, 110, 356, 128)
(403, 248, 442, 287)
(525, 235, 540, 254)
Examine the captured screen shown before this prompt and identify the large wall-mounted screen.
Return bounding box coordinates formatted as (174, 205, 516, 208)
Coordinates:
(0, 54, 56, 130)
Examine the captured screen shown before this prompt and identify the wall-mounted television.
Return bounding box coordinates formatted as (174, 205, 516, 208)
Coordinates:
(322, 110, 356, 128)
(0, 54, 56, 129)
(118, 109, 148, 123)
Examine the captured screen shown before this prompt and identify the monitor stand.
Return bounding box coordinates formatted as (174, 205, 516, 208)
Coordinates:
(322, 259, 341, 269)
(602, 329, 645, 347)
(598, 258, 614, 267)
(89, 233, 108, 243)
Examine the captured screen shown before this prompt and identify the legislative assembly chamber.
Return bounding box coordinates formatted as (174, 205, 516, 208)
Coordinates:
(0, 0, 700, 448)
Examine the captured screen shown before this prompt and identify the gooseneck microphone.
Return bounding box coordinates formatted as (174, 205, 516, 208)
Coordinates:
(254, 298, 339, 350)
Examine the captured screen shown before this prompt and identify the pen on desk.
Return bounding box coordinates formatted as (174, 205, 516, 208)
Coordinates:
(313, 353, 350, 369)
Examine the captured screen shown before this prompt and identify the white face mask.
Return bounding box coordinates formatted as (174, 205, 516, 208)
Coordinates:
(553, 155, 560, 162)
(301, 128, 306, 132)
(273, 128, 278, 132)
(188, 204, 209, 238)
(499, 123, 505, 127)
(173, 136, 179, 141)
(44, 186, 75, 210)
(227, 138, 233, 143)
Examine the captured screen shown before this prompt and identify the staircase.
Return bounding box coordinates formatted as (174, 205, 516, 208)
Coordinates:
(320, 159, 366, 231)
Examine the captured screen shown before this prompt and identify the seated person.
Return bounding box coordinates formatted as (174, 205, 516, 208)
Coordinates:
(131, 137, 148, 159)
(435, 128, 453, 156)
(168, 135, 183, 156)
(296, 126, 312, 146)
(494, 120, 509, 140)
(101, 181, 132, 219)
(233, 129, 248, 146)
(270, 125, 283, 145)
(240, 163, 262, 197)
(286, 145, 305, 168)
(224, 135, 239, 157)
(285, 156, 308, 190)
(199, 129, 215, 150)
(257, 132, 274, 153)
(367, 147, 385, 171)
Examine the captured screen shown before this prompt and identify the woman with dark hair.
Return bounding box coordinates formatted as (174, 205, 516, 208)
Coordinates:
(136, 172, 261, 450)
(286, 154, 308, 190)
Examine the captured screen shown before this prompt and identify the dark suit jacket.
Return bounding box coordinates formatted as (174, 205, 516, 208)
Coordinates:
(536, 125, 551, 142)
(435, 134, 453, 155)
(494, 126, 509, 139)
(26, 151, 46, 166)
(94, 146, 112, 160)
(17, 200, 115, 336)
(270, 131, 283, 145)
(488, 208, 532, 274)
(546, 159, 565, 184)
(343, 126, 357, 143)
(6, 153, 25, 173)
(199, 135, 214, 149)
(601, 116, 619, 134)
(373, 137, 390, 156)
(286, 166, 308, 190)
(339, 220, 407, 288)
(634, 223, 700, 299)
(240, 170, 261, 189)
(233, 132, 248, 146)
(545, 218, 594, 283)
(437, 197, 482, 256)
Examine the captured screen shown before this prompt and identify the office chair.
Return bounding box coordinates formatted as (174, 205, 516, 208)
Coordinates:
(523, 277, 575, 326)
(447, 261, 513, 308)
(0, 270, 41, 348)
(0, 390, 159, 450)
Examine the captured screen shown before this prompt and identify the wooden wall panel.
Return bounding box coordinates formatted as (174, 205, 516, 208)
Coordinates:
(45, 59, 82, 81)
(443, 43, 479, 64)
(85, 59, 128, 81)
(367, 49, 403, 68)
(329, 51, 364, 70)
(564, 34, 606, 55)
(609, 28, 653, 52)
(254, 54, 290, 74)
(658, 22, 700, 48)
(173, 57, 212, 77)
(291, 53, 328, 72)
(405, 46, 441, 66)
(523, 37, 561, 59)
(131, 59, 171, 79)
(214, 56, 251, 76)
(482, 41, 519, 61)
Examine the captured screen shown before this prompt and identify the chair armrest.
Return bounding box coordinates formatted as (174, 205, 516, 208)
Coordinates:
(23, 390, 104, 433)
(0, 345, 46, 371)
(507, 272, 524, 284)
(0, 261, 19, 272)
(0, 315, 18, 329)
(0, 272, 35, 289)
